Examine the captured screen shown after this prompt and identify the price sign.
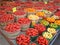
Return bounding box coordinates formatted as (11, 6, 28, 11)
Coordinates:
(12, 7, 16, 12)
(44, 1, 48, 4)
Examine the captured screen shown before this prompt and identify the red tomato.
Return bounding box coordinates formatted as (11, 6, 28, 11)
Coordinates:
(26, 28, 39, 37)
(34, 24, 46, 34)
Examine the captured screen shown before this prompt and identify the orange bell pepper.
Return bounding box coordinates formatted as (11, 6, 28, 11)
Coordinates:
(36, 12, 45, 17)
(46, 17, 55, 23)
(55, 20, 60, 25)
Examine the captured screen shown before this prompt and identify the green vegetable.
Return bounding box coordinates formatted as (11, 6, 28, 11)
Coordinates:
(40, 20, 49, 26)
(50, 23, 58, 29)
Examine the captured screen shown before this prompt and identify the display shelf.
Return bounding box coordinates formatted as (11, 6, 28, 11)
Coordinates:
(49, 30, 60, 45)
(0, 1, 60, 45)
(53, 32, 60, 45)
(0, 28, 59, 45)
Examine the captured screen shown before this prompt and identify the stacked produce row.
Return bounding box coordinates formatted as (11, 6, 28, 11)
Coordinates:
(0, 1, 60, 45)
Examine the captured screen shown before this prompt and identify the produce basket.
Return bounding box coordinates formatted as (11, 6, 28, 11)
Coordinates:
(0, 29, 60, 45)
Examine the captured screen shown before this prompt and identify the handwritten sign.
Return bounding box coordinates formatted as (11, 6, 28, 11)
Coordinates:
(32, 21, 36, 26)
(44, 1, 48, 4)
(12, 7, 16, 12)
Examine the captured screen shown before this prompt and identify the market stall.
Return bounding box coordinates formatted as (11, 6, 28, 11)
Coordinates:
(0, 0, 60, 45)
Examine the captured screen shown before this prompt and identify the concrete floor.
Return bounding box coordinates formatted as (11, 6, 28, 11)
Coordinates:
(0, 34, 10, 45)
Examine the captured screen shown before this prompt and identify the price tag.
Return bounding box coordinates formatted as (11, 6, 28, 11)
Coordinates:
(32, 21, 36, 26)
(44, 1, 48, 4)
(12, 7, 16, 12)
